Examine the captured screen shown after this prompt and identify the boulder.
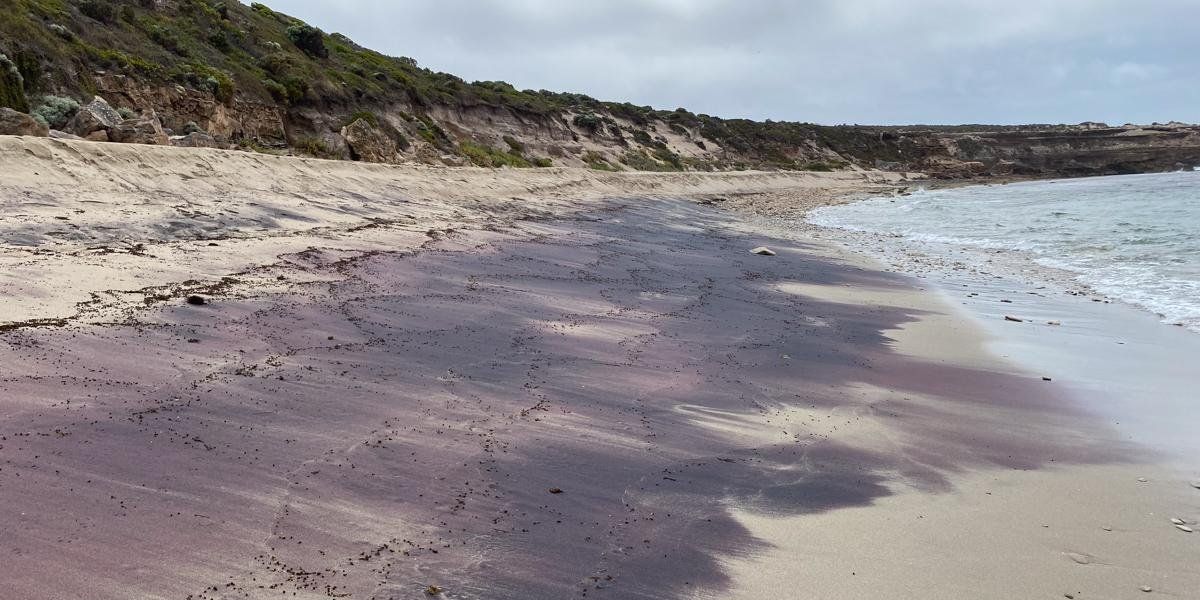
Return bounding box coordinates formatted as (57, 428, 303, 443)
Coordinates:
(0, 108, 49, 137)
(171, 131, 219, 148)
(109, 111, 169, 145)
(48, 129, 83, 140)
(317, 131, 350, 160)
(65, 96, 122, 138)
(84, 130, 110, 142)
(340, 118, 397, 163)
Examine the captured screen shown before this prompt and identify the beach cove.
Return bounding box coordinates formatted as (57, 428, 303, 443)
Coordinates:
(1, 138, 1197, 599)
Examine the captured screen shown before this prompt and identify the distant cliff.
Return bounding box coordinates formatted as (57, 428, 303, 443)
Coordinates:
(3, 0, 1198, 177)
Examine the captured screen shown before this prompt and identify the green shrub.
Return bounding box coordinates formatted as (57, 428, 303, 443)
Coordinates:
(414, 114, 453, 150)
(652, 146, 683, 169)
(583, 150, 619, 171)
(78, 0, 118, 23)
(345, 109, 378, 127)
(460, 141, 532, 168)
(799, 160, 847, 172)
(149, 25, 189, 56)
(118, 107, 136, 119)
(287, 23, 328, 58)
(30, 95, 80, 128)
(0, 53, 28, 112)
(573, 112, 603, 133)
(631, 129, 654, 146)
(208, 30, 231, 52)
(181, 65, 234, 104)
(532, 157, 553, 168)
(620, 149, 682, 172)
(262, 78, 288, 102)
(295, 135, 331, 157)
(502, 135, 524, 153)
(259, 53, 311, 104)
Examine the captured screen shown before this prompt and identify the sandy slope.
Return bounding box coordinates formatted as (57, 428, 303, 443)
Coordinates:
(0, 137, 1196, 600)
(0, 136, 906, 328)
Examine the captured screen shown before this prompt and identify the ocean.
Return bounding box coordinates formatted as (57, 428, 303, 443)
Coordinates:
(808, 170, 1200, 332)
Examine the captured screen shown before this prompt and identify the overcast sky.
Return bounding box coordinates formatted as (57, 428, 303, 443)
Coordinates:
(255, 0, 1198, 125)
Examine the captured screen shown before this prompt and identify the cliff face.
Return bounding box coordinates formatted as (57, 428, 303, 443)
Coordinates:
(887, 126, 1200, 178)
(1, 0, 1197, 178)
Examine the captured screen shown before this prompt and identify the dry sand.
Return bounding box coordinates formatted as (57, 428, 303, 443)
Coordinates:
(0, 136, 1195, 599)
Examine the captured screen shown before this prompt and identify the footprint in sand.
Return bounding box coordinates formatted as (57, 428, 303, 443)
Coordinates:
(1065, 552, 1095, 565)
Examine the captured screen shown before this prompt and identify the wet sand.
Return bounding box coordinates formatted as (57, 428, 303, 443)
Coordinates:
(1, 138, 1197, 599)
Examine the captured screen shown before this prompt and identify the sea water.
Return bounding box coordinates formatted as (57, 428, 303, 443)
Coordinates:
(809, 171, 1200, 332)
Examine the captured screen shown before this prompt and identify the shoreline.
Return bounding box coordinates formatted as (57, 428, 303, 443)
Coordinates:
(803, 172, 1200, 333)
(1, 139, 1197, 599)
(712, 211, 1200, 599)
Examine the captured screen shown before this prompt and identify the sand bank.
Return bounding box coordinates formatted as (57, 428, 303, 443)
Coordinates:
(1, 137, 1195, 599)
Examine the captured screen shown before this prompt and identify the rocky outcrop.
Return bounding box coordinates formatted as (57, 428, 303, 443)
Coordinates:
(893, 125, 1200, 178)
(0, 108, 48, 137)
(108, 111, 169, 145)
(64, 96, 121, 138)
(94, 74, 286, 146)
(170, 131, 219, 148)
(341, 118, 398, 163)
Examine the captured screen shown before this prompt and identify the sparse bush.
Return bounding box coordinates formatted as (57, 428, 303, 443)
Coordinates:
(620, 149, 682, 172)
(502, 135, 524, 153)
(287, 23, 328, 58)
(78, 0, 118, 23)
(208, 30, 231, 52)
(460, 141, 532, 168)
(345, 109, 378, 127)
(295, 135, 331, 157)
(799, 160, 847, 172)
(149, 26, 188, 56)
(182, 121, 203, 134)
(414, 114, 453, 150)
(47, 23, 74, 40)
(573, 113, 602, 133)
(116, 106, 134, 119)
(583, 150, 619, 171)
(30, 95, 80, 129)
(652, 146, 683, 169)
(532, 157, 553, 168)
(260, 53, 311, 104)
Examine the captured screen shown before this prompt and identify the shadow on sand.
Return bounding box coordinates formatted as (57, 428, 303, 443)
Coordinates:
(0, 199, 1136, 599)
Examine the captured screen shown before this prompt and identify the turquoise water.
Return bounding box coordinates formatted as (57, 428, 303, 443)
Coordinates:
(809, 171, 1200, 332)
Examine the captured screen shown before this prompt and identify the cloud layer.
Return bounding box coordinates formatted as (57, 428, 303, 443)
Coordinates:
(254, 0, 1199, 125)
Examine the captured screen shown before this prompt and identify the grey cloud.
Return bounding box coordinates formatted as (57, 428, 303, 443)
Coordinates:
(252, 0, 1200, 125)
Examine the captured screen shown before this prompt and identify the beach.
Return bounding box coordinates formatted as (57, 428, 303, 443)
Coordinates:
(1, 137, 1197, 599)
